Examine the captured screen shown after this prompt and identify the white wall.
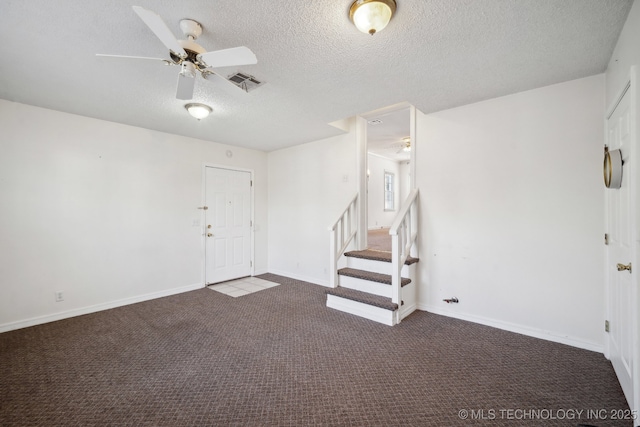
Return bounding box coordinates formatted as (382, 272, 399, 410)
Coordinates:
(268, 132, 357, 286)
(0, 100, 268, 331)
(416, 75, 605, 351)
(367, 153, 400, 229)
(399, 160, 411, 204)
(606, 0, 640, 109)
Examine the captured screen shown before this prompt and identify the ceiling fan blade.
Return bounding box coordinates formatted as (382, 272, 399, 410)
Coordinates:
(132, 6, 186, 57)
(176, 74, 195, 100)
(96, 54, 172, 64)
(199, 46, 257, 68)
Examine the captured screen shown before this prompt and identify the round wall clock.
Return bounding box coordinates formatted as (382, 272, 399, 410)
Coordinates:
(604, 148, 623, 189)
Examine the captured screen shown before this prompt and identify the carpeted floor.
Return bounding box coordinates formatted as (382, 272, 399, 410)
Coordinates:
(0, 274, 632, 426)
(367, 228, 392, 252)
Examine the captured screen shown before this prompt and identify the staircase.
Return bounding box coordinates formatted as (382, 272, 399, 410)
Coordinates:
(327, 189, 420, 326)
(326, 250, 419, 325)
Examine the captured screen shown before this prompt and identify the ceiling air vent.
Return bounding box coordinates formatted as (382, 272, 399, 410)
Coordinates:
(368, 119, 383, 125)
(227, 72, 264, 92)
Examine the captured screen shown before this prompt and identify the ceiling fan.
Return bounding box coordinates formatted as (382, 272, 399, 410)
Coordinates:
(96, 6, 257, 100)
(395, 137, 411, 154)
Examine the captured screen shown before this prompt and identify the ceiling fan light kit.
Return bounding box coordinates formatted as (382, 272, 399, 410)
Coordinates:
(349, 0, 397, 35)
(185, 103, 213, 120)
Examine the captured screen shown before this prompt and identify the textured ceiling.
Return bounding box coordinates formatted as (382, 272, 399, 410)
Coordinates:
(367, 108, 411, 162)
(0, 0, 632, 152)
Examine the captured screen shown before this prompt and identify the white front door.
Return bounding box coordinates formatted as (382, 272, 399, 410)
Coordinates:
(204, 167, 252, 284)
(606, 83, 635, 409)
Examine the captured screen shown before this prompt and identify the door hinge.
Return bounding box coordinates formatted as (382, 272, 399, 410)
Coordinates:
(250, 261, 253, 267)
(250, 220, 253, 227)
(250, 180, 253, 187)
(605, 320, 610, 333)
(604, 233, 609, 245)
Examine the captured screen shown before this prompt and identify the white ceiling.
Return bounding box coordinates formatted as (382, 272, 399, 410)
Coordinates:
(0, 0, 632, 153)
(367, 108, 411, 162)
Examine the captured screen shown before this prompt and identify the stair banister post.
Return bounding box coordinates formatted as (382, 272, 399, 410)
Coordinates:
(391, 232, 401, 324)
(411, 197, 419, 259)
(329, 225, 337, 288)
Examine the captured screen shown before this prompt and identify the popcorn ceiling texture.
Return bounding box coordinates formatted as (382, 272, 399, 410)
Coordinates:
(0, 0, 632, 151)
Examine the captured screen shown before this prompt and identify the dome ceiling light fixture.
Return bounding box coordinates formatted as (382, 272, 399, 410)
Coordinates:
(349, 0, 397, 35)
(185, 103, 212, 120)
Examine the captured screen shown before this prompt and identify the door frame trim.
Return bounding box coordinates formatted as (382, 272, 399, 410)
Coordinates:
(201, 163, 255, 286)
(355, 102, 417, 250)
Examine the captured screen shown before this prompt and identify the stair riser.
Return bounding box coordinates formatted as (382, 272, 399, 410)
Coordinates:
(326, 294, 396, 326)
(338, 275, 392, 298)
(346, 257, 411, 276)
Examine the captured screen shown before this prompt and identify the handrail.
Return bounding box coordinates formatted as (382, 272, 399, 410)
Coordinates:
(389, 188, 419, 323)
(328, 193, 359, 287)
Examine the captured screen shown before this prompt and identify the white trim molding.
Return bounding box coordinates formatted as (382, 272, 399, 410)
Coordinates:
(0, 282, 203, 334)
(418, 304, 604, 354)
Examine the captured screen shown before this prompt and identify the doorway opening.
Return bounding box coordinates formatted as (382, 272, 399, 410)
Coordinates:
(358, 104, 414, 251)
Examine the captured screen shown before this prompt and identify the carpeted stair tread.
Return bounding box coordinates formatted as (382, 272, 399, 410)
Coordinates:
(344, 250, 419, 265)
(338, 268, 411, 287)
(326, 287, 399, 311)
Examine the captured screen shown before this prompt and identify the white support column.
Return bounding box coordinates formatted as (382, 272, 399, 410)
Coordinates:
(409, 105, 417, 190)
(356, 115, 368, 250)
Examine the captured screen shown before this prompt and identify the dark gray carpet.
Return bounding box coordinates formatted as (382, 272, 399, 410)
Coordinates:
(0, 274, 632, 426)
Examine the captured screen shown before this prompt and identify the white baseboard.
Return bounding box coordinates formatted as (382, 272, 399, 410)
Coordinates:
(400, 302, 417, 319)
(418, 303, 603, 354)
(0, 282, 203, 334)
(267, 269, 330, 287)
(253, 268, 269, 276)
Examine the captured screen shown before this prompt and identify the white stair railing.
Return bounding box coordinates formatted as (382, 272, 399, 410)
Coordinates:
(389, 189, 419, 323)
(328, 193, 358, 287)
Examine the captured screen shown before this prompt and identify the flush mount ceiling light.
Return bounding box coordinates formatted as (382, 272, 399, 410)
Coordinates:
(185, 103, 212, 120)
(349, 0, 397, 35)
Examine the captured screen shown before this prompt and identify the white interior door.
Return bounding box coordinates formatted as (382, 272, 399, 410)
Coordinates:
(205, 167, 252, 284)
(606, 84, 635, 409)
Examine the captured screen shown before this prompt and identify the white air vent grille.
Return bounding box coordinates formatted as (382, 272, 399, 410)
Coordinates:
(227, 72, 264, 92)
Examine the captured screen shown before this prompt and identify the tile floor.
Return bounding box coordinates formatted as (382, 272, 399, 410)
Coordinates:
(207, 276, 280, 297)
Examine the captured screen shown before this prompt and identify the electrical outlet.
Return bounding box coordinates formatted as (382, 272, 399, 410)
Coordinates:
(55, 291, 64, 302)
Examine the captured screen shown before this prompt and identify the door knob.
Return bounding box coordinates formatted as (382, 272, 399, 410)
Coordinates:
(207, 224, 212, 229)
(617, 262, 632, 273)
(207, 233, 213, 237)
